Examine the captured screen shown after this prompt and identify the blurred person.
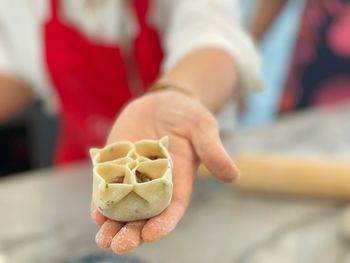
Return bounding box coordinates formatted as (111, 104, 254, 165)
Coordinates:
(236, 0, 304, 127)
(0, 0, 262, 255)
(249, 0, 350, 115)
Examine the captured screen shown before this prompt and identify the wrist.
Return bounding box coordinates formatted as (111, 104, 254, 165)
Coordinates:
(148, 80, 198, 101)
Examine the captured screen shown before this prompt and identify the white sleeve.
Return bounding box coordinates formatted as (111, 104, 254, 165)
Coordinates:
(0, 25, 19, 78)
(0, 2, 51, 106)
(162, 0, 264, 94)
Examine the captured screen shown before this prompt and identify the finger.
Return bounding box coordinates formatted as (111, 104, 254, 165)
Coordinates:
(91, 202, 107, 225)
(95, 220, 124, 249)
(142, 201, 185, 242)
(111, 220, 146, 255)
(191, 115, 239, 182)
(142, 156, 194, 242)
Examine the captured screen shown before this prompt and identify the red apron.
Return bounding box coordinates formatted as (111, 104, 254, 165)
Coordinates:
(44, 0, 163, 165)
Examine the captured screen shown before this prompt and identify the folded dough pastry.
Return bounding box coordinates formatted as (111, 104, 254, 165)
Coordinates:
(90, 136, 173, 222)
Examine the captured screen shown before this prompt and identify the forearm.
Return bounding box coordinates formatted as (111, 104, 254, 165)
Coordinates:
(249, 0, 288, 41)
(158, 48, 238, 113)
(0, 74, 33, 123)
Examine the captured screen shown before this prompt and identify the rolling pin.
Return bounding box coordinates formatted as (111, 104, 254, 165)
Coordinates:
(198, 153, 350, 199)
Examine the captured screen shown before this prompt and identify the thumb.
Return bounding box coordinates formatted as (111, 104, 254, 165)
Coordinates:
(190, 115, 239, 182)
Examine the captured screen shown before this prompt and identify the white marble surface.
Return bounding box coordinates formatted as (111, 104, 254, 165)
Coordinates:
(229, 103, 350, 159)
(1, 104, 350, 263)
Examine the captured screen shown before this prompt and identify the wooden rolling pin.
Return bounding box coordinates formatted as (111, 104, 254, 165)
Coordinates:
(198, 153, 350, 199)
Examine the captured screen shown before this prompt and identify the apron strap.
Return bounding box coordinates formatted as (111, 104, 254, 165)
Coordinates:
(50, 0, 60, 21)
(132, 0, 149, 28)
(131, 0, 163, 89)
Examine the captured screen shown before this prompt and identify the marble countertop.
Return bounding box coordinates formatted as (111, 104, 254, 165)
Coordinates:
(1, 104, 350, 263)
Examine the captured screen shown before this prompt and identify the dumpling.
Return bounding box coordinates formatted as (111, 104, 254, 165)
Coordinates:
(90, 136, 173, 222)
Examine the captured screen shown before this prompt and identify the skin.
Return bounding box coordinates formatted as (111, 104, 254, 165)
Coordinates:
(91, 48, 241, 254)
(0, 73, 33, 123)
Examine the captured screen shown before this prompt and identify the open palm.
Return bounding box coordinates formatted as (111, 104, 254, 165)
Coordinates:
(91, 90, 239, 254)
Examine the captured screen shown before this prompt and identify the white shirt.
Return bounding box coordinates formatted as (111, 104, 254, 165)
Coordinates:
(0, 0, 262, 128)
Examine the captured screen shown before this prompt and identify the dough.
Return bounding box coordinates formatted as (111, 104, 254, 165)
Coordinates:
(90, 136, 173, 222)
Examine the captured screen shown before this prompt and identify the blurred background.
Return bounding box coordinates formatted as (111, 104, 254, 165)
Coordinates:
(238, 0, 305, 127)
(1, 0, 350, 262)
(0, 101, 57, 176)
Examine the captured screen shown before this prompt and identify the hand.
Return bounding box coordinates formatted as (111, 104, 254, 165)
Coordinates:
(90, 90, 239, 254)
